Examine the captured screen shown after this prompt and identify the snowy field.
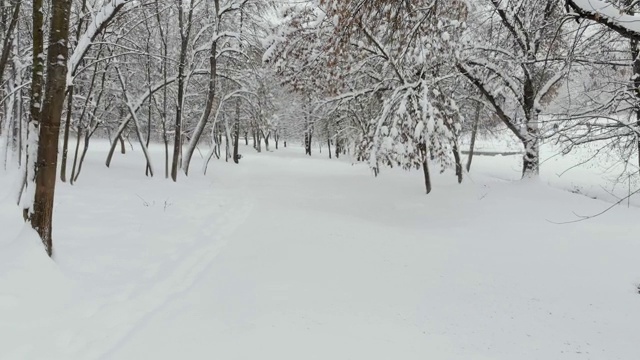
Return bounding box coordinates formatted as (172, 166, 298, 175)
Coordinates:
(1, 141, 639, 359)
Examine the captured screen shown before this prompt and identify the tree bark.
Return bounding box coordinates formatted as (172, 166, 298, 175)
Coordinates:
(171, 0, 193, 181)
(466, 102, 481, 172)
(422, 159, 432, 194)
(28, 0, 73, 256)
(452, 142, 463, 184)
(0, 0, 21, 89)
(233, 99, 240, 163)
(183, 26, 218, 175)
(60, 86, 73, 181)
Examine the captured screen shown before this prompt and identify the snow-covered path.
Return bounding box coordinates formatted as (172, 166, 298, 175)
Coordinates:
(1, 145, 640, 359)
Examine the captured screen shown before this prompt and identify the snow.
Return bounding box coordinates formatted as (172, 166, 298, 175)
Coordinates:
(570, 0, 640, 35)
(1, 141, 640, 359)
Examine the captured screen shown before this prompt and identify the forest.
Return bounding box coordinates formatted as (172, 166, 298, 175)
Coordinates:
(1, 0, 640, 359)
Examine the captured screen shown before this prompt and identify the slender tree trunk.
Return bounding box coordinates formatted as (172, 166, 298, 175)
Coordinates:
(305, 132, 312, 156)
(274, 131, 279, 150)
(22, 0, 44, 220)
(630, 38, 640, 168)
(60, 86, 73, 181)
(422, 158, 432, 194)
(28, 0, 73, 256)
(0, 0, 21, 89)
(183, 25, 218, 175)
(171, 0, 193, 181)
(233, 100, 240, 163)
(327, 137, 331, 159)
(452, 142, 463, 184)
(69, 126, 82, 185)
(466, 102, 481, 172)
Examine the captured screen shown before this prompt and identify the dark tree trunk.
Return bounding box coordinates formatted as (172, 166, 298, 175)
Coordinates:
(452, 143, 463, 184)
(233, 101, 240, 164)
(305, 132, 312, 156)
(420, 143, 432, 194)
(182, 7, 218, 175)
(69, 126, 82, 185)
(0, 0, 21, 89)
(28, 0, 73, 256)
(60, 86, 73, 182)
(422, 159, 432, 194)
(327, 137, 331, 159)
(171, 0, 193, 181)
(466, 102, 481, 172)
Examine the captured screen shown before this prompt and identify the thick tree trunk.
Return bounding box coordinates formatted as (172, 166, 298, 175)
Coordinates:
(522, 136, 540, 178)
(28, 0, 73, 256)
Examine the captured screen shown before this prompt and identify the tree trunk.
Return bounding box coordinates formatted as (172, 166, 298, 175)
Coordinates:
(60, 86, 73, 182)
(28, 0, 73, 256)
(233, 102, 240, 164)
(327, 137, 332, 159)
(452, 142, 463, 184)
(466, 102, 481, 172)
(522, 136, 540, 178)
(22, 0, 45, 220)
(629, 37, 640, 168)
(305, 132, 312, 155)
(0, 0, 21, 89)
(182, 24, 217, 175)
(422, 158, 432, 194)
(69, 126, 82, 185)
(171, 0, 193, 181)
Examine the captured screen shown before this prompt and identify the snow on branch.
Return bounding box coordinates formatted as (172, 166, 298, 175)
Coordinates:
(566, 0, 640, 40)
(67, 0, 133, 86)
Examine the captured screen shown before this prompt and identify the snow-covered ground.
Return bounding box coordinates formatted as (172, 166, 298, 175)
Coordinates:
(1, 141, 639, 359)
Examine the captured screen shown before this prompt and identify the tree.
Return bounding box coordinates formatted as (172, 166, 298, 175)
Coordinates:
(25, 0, 74, 256)
(458, 0, 571, 177)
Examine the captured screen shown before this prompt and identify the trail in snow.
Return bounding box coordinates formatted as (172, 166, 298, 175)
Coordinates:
(1, 143, 639, 359)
